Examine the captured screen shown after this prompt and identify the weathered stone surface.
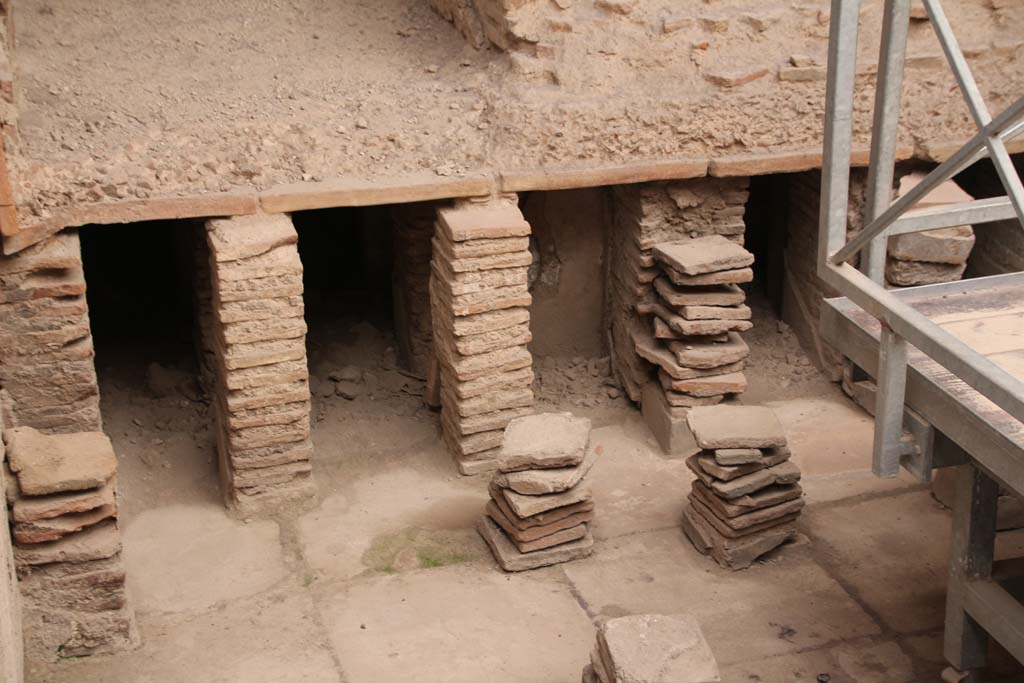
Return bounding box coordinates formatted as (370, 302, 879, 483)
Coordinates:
(635, 326, 739, 380)
(494, 445, 599, 494)
(437, 203, 532, 242)
(681, 504, 796, 570)
(652, 303, 753, 337)
(12, 480, 116, 522)
(433, 237, 534, 273)
(17, 555, 127, 613)
(477, 516, 593, 572)
(653, 235, 753, 276)
(686, 405, 787, 449)
(486, 500, 593, 543)
(206, 214, 297, 262)
(499, 412, 591, 472)
(444, 236, 530, 259)
(691, 480, 803, 516)
(451, 386, 534, 418)
(499, 480, 592, 518)
(443, 423, 504, 456)
(691, 459, 801, 500)
(215, 243, 302, 282)
(510, 521, 588, 553)
(888, 226, 975, 265)
(441, 399, 532, 436)
(598, 613, 720, 683)
(713, 448, 761, 465)
(5, 427, 116, 495)
(689, 496, 798, 540)
(434, 259, 530, 296)
(690, 484, 804, 530)
(453, 367, 535, 400)
(696, 447, 789, 481)
(445, 307, 530, 337)
(489, 482, 595, 529)
(217, 296, 305, 324)
(13, 519, 121, 567)
(451, 322, 532, 356)
(885, 257, 966, 286)
(435, 340, 532, 381)
(666, 267, 753, 287)
(663, 372, 747, 397)
(679, 304, 751, 321)
(654, 278, 745, 307)
(668, 332, 750, 369)
(12, 503, 117, 544)
(664, 391, 725, 408)
(220, 317, 307, 346)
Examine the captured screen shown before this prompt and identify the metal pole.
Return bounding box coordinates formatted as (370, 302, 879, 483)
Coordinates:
(830, 96, 1024, 265)
(923, 0, 1024, 229)
(817, 0, 863, 281)
(861, 0, 911, 283)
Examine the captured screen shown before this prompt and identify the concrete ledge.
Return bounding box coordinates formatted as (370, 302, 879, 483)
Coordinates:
(499, 159, 708, 193)
(3, 191, 260, 255)
(258, 172, 495, 213)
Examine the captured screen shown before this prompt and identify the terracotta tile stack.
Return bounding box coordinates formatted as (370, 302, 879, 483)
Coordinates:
(477, 413, 596, 571)
(430, 199, 535, 475)
(582, 614, 720, 683)
(681, 405, 804, 570)
(606, 179, 750, 404)
(3, 426, 137, 657)
(205, 215, 314, 512)
(0, 231, 101, 434)
(633, 235, 754, 454)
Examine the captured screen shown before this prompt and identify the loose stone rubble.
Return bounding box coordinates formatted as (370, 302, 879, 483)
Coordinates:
(204, 214, 315, 512)
(581, 614, 720, 683)
(637, 235, 754, 454)
(680, 405, 805, 570)
(3, 425, 137, 660)
(477, 413, 596, 571)
(886, 173, 976, 287)
(430, 197, 536, 474)
(0, 231, 101, 434)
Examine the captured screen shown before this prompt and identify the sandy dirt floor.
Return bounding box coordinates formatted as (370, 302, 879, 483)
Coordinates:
(9, 0, 1024, 227)
(21, 295, 1024, 682)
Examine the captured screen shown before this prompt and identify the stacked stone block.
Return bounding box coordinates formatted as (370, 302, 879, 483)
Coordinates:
(205, 215, 314, 512)
(430, 198, 535, 475)
(0, 420, 21, 683)
(886, 174, 976, 287)
(681, 406, 804, 570)
(582, 614, 720, 683)
(478, 413, 596, 571)
(607, 178, 749, 403)
(0, 231, 101, 434)
(391, 203, 436, 378)
(3, 426, 136, 659)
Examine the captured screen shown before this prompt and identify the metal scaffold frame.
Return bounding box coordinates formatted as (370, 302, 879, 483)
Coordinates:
(818, 0, 1024, 678)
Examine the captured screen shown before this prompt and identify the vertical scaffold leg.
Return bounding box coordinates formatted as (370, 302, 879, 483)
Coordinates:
(943, 461, 998, 680)
(873, 325, 908, 477)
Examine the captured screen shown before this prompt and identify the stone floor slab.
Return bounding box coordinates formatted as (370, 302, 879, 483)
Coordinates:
(720, 638, 914, 683)
(317, 564, 595, 683)
(562, 529, 880, 666)
(27, 589, 339, 683)
(802, 490, 950, 634)
(123, 503, 287, 613)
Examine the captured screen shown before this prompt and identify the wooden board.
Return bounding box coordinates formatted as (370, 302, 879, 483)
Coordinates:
(821, 273, 1024, 496)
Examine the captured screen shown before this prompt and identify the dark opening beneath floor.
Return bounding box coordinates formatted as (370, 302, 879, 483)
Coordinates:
(78, 219, 218, 514)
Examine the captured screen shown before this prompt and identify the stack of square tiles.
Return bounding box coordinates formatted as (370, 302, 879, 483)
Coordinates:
(681, 405, 804, 570)
(429, 200, 535, 474)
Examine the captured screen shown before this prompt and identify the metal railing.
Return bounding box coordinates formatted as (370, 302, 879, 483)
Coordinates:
(818, 0, 1024, 477)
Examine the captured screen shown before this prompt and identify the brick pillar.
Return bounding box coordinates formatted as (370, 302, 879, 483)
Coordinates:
(430, 197, 535, 475)
(606, 178, 750, 403)
(0, 231, 101, 434)
(205, 215, 314, 513)
(391, 203, 436, 377)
